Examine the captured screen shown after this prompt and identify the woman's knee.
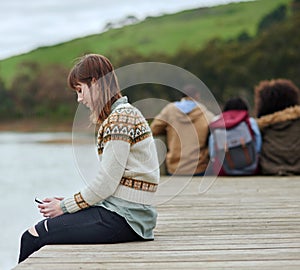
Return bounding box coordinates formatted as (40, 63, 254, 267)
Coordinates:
(20, 228, 39, 247)
(28, 226, 39, 237)
(20, 226, 41, 256)
(18, 229, 40, 263)
(19, 219, 48, 263)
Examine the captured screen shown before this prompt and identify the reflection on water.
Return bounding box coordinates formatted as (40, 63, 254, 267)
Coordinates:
(0, 132, 87, 270)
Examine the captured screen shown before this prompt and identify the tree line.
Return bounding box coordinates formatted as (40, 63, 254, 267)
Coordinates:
(0, 2, 299, 120)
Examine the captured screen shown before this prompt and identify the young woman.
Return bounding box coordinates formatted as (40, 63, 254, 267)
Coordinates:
(18, 54, 160, 263)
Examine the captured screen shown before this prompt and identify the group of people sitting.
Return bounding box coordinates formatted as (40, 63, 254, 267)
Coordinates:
(151, 78, 300, 176)
(17, 55, 299, 265)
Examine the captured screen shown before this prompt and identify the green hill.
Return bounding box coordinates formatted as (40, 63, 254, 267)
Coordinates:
(0, 0, 291, 87)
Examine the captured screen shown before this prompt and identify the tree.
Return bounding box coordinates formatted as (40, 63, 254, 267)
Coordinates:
(9, 61, 76, 119)
(35, 64, 76, 117)
(10, 61, 40, 117)
(257, 4, 287, 33)
(0, 78, 14, 118)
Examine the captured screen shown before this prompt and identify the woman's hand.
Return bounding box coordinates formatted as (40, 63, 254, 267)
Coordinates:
(38, 197, 64, 218)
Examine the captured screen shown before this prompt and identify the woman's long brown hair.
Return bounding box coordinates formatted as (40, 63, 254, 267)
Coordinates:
(68, 54, 122, 124)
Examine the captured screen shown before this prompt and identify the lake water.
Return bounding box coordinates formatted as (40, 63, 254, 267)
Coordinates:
(0, 132, 84, 270)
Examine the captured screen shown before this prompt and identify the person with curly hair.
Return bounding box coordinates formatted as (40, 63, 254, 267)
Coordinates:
(255, 78, 300, 175)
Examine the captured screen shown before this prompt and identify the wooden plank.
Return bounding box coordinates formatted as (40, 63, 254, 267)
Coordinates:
(23, 248, 300, 264)
(29, 241, 300, 252)
(17, 249, 300, 265)
(14, 261, 300, 270)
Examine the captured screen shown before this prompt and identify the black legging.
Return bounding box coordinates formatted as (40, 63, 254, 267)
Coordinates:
(18, 206, 144, 263)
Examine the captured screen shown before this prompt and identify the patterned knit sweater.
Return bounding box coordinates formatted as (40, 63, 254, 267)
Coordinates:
(61, 97, 160, 213)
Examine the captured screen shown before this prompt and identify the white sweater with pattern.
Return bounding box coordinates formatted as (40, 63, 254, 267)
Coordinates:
(61, 97, 160, 213)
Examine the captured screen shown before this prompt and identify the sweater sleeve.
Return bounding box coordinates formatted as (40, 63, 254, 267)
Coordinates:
(150, 105, 171, 136)
(61, 140, 130, 213)
(249, 117, 262, 153)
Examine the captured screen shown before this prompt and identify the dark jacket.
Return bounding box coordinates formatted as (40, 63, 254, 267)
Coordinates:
(256, 106, 300, 175)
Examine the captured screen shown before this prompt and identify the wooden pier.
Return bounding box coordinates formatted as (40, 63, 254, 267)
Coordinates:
(14, 176, 300, 269)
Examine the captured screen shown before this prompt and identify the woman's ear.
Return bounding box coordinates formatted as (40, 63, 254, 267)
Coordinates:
(91, 77, 97, 84)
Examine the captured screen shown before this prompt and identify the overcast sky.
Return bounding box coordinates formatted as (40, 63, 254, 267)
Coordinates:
(0, 0, 249, 60)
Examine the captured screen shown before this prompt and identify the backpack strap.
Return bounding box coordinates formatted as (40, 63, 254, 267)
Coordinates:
(240, 138, 252, 164)
(243, 115, 254, 138)
(224, 143, 235, 169)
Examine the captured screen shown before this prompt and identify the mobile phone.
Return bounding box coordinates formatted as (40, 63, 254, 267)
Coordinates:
(35, 197, 43, 204)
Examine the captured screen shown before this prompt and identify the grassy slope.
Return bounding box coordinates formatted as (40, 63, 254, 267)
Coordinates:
(0, 0, 291, 87)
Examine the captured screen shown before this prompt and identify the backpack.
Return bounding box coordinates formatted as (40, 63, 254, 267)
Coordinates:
(209, 110, 258, 176)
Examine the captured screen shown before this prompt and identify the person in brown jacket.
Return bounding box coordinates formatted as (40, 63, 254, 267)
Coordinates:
(151, 85, 215, 176)
(255, 79, 300, 175)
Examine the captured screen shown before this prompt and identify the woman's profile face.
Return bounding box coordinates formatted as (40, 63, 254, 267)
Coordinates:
(75, 82, 93, 110)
